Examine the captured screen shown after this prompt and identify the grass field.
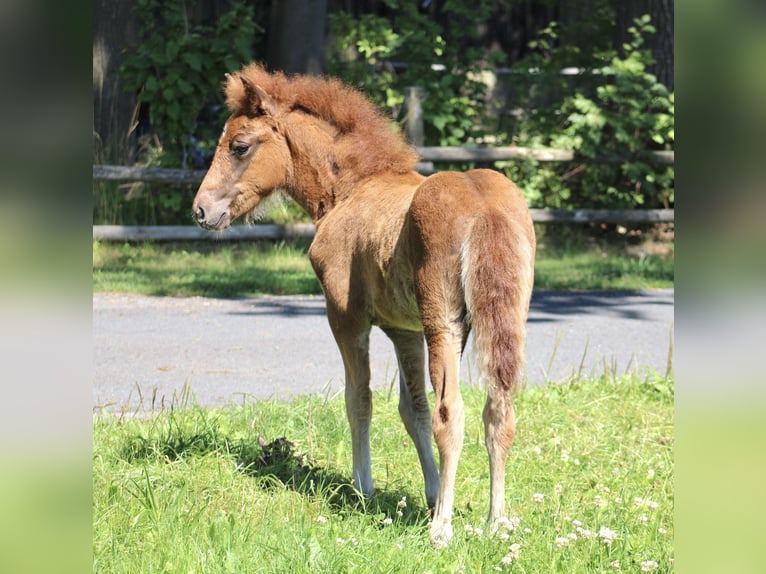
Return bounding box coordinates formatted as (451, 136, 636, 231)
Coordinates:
(92, 231, 673, 297)
(93, 373, 674, 573)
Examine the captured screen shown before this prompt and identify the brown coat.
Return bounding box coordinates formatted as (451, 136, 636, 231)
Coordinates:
(192, 64, 535, 546)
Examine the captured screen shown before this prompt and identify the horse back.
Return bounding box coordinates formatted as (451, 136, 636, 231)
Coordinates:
(409, 169, 534, 258)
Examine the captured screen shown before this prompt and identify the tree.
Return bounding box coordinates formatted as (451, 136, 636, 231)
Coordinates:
(268, 0, 328, 74)
(615, 0, 673, 90)
(93, 0, 138, 163)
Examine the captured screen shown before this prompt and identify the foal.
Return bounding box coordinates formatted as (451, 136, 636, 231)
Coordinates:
(192, 64, 535, 546)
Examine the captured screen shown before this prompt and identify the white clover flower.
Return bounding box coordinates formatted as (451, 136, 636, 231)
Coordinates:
(573, 458, 580, 466)
(579, 528, 595, 540)
(610, 560, 621, 569)
(495, 516, 512, 530)
(640, 560, 659, 571)
(638, 515, 649, 523)
(501, 554, 514, 565)
(533, 493, 545, 503)
(396, 510, 403, 517)
(594, 495, 606, 508)
(634, 496, 644, 507)
(533, 446, 542, 456)
(567, 532, 578, 542)
(658, 527, 667, 534)
(498, 531, 510, 541)
(382, 517, 393, 525)
(336, 537, 345, 545)
(397, 496, 407, 509)
(316, 515, 328, 524)
(554, 483, 563, 495)
(572, 519, 583, 528)
(599, 526, 616, 545)
(646, 500, 659, 511)
(523, 527, 532, 534)
(555, 536, 569, 548)
(560, 451, 570, 463)
(465, 524, 483, 537)
(647, 468, 656, 478)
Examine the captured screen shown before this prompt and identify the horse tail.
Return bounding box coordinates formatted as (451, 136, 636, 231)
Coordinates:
(460, 210, 535, 396)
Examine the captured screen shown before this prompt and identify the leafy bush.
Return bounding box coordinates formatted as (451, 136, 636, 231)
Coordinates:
(503, 16, 674, 209)
(111, 0, 261, 225)
(120, 0, 260, 168)
(326, 1, 499, 146)
(328, 8, 672, 211)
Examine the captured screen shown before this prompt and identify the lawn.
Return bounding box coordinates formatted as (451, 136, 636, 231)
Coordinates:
(92, 228, 673, 297)
(93, 373, 674, 573)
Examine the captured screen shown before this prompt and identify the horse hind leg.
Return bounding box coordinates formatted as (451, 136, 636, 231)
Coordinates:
(483, 385, 516, 523)
(382, 328, 439, 508)
(424, 326, 465, 548)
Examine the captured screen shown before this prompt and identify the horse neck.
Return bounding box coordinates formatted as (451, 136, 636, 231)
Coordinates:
(281, 113, 348, 222)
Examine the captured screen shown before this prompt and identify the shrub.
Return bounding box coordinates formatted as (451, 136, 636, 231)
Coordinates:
(504, 16, 674, 210)
(120, 0, 260, 169)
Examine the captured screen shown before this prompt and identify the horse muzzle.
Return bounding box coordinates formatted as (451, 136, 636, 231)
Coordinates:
(192, 199, 230, 231)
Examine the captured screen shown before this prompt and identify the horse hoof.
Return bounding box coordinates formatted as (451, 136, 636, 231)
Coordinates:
(429, 520, 453, 548)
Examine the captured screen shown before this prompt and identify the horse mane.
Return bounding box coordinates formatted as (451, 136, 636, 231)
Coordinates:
(225, 63, 420, 178)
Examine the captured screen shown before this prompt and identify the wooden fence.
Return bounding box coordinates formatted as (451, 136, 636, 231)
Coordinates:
(93, 145, 673, 241)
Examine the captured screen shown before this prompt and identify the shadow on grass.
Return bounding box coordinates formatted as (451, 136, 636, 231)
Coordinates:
(93, 239, 323, 298)
(119, 414, 428, 526)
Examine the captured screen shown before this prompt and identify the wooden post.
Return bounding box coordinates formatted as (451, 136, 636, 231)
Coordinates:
(403, 86, 425, 146)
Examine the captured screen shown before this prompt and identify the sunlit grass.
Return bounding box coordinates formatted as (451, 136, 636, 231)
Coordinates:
(93, 373, 673, 573)
(92, 232, 673, 297)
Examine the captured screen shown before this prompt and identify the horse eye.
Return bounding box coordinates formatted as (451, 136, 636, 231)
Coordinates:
(231, 143, 250, 157)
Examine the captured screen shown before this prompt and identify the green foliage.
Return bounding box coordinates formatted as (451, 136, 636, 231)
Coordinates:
(327, 1, 499, 146)
(113, 0, 261, 226)
(505, 16, 674, 209)
(120, 0, 260, 167)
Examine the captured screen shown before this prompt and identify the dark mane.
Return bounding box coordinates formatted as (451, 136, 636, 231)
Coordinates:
(225, 63, 419, 177)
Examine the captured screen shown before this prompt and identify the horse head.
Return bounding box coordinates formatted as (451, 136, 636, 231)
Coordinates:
(192, 74, 292, 231)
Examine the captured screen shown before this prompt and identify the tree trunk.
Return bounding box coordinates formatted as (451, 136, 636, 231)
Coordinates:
(268, 0, 328, 74)
(93, 0, 139, 163)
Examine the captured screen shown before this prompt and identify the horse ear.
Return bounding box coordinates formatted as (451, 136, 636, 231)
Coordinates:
(240, 76, 277, 117)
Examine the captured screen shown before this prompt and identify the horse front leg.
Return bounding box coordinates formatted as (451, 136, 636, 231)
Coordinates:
(382, 328, 439, 508)
(329, 311, 374, 498)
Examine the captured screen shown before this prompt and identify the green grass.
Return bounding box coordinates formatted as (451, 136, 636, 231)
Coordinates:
(93, 373, 674, 573)
(93, 240, 321, 297)
(92, 232, 673, 297)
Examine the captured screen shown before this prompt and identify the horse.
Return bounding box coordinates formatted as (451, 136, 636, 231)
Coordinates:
(192, 64, 535, 547)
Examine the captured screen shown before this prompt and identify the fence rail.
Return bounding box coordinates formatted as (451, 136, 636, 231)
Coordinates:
(93, 146, 673, 184)
(93, 145, 673, 240)
(93, 208, 673, 241)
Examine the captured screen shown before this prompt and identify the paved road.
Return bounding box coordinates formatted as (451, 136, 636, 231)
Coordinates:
(93, 290, 673, 412)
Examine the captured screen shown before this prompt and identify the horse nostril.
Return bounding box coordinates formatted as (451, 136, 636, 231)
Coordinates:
(195, 206, 205, 222)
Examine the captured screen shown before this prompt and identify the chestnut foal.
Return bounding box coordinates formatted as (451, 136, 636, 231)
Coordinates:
(192, 64, 535, 546)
